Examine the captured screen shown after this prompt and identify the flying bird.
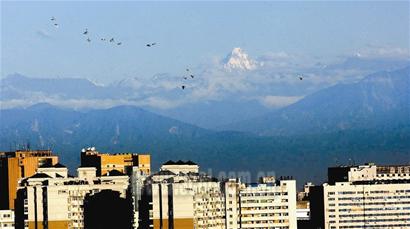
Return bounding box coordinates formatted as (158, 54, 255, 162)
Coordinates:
(109, 38, 115, 42)
(51, 17, 56, 21)
(101, 38, 106, 41)
(299, 76, 303, 80)
(181, 85, 186, 90)
(86, 38, 91, 42)
(146, 42, 156, 47)
(190, 74, 194, 79)
(117, 42, 122, 45)
(186, 68, 190, 72)
(83, 29, 88, 35)
(53, 23, 59, 28)
(183, 76, 188, 80)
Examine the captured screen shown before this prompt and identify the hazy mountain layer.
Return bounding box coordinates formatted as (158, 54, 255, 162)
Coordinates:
(222, 67, 410, 135)
(1, 103, 409, 185)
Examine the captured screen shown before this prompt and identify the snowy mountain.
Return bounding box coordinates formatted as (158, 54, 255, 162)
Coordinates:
(223, 48, 259, 71)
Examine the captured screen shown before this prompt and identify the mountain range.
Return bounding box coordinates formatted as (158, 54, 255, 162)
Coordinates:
(2, 48, 409, 129)
(222, 66, 410, 135)
(1, 66, 409, 185)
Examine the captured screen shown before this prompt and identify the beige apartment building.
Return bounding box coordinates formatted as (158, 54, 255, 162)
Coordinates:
(0, 210, 15, 229)
(0, 150, 59, 210)
(139, 160, 226, 229)
(313, 163, 410, 229)
(80, 147, 151, 176)
(224, 177, 298, 229)
(14, 165, 130, 229)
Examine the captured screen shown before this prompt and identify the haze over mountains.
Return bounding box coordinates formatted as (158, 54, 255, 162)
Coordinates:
(223, 66, 410, 135)
(1, 64, 409, 184)
(1, 48, 409, 129)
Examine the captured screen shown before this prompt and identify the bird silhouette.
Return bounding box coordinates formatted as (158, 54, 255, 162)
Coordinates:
(299, 76, 303, 80)
(181, 85, 186, 90)
(109, 38, 115, 42)
(53, 23, 59, 28)
(117, 42, 122, 45)
(86, 38, 91, 42)
(51, 16, 56, 21)
(146, 43, 156, 47)
(190, 74, 194, 79)
(83, 29, 88, 35)
(101, 38, 106, 41)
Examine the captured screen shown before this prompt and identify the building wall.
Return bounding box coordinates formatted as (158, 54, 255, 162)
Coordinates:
(16, 169, 129, 229)
(150, 182, 225, 229)
(323, 182, 410, 229)
(81, 150, 150, 176)
(0, 210, 15, 229)
(240, 180, 297, 229)
(0, 151, 58, 210)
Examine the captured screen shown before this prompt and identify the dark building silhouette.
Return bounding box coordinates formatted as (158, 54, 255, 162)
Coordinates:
(309, 185, 325, 229)
(83, 190, 134, 229)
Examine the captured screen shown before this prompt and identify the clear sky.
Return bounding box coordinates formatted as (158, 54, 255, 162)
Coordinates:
(1, 1, 409, 83)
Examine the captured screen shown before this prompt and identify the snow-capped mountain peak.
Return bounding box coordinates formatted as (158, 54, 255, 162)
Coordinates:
(224, 47, 258, 71)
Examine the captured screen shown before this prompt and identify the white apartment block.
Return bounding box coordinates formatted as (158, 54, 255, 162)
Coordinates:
(140, 161, 225, 229)
(0, 210, 15, 229)
(15, 166, 129, 229)
(225, 178, 297, 229)
(321, 164, 410, 229)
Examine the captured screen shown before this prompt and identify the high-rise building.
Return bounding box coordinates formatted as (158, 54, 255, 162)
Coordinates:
(224, 177, 298, 229)
(0, 150, 59, 210)
(139, 160, 226, 229)
(310, 163, 410, 229)
(0, 210, 15, 229)
(80, 147, 150, 176)
(14, 164, 131, 229)
(126, 166, 149, 229)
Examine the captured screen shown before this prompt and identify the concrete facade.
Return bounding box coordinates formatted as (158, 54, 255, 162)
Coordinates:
(0, 150, 58, 210)
(15, 166, 129, 229)
(0, 210, 15, 229)
(320, 164, 410, 229)
(224, 178, 298, 229)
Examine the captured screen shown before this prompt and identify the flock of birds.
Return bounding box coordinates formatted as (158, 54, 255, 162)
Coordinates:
(49, 16, 303, 91)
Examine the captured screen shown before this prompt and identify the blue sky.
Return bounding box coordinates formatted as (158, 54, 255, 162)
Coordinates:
(1, 1, 409, 83)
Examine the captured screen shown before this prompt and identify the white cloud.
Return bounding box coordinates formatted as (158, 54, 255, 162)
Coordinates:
(259, 95, 303, 108)
(355, 45, 409, 59)
(0, 97, 183, 110)
(36, 30, 52, 39)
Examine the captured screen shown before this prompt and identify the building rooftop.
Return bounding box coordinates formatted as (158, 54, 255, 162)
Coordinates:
(163, 160, 197, 166)
(0, 149, 56, 158)
(154, 170, 177, 176)
(29, 173, 52, 179)
(39, 162, 66, 168)
(104, 170, 126, 176)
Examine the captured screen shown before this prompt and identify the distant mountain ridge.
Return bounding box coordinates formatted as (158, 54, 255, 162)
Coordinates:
(221, 66, 410, 135)
(1, 104, 409, 185)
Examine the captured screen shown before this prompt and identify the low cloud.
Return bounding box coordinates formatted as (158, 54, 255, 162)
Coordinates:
(0, 97, 183, 110)
(36, 30, 52, 39)
(259, 95, 303, 108)
(355, 45, 410, 60)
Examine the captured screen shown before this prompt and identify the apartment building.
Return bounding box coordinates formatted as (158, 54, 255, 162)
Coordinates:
(0, 210, 15, 229)
(311, 163, 410, 229)
(139, 160, 225, 229)
(224, 177, 298, 229)
(80, 147, 150, 176)
(14, 164, 130, 229)
(0, 150, 59, 210)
